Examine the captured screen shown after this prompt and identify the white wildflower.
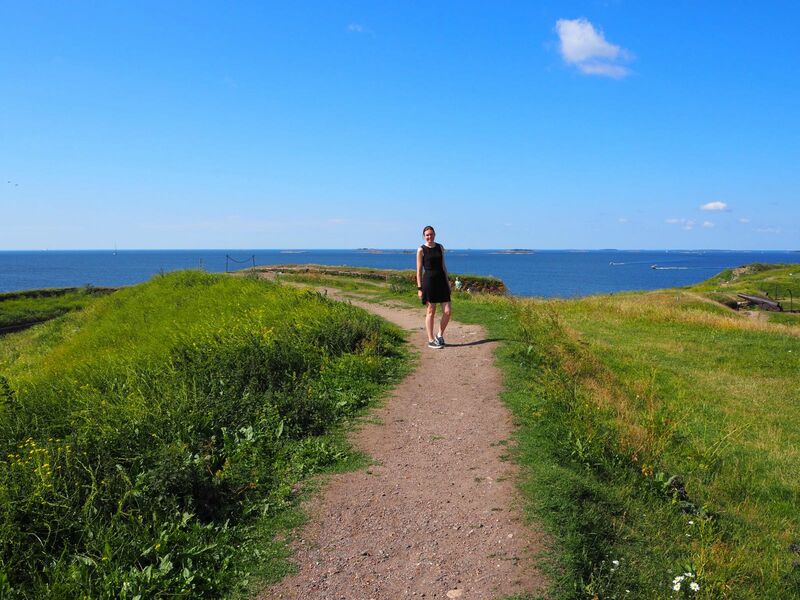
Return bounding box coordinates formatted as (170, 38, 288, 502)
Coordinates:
(690, 582, 700, 592)
(612, 560, 620, 566)
(673, 582, 682, 591)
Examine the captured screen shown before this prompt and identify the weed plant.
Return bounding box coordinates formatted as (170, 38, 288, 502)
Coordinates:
(0, 271, 406, 598)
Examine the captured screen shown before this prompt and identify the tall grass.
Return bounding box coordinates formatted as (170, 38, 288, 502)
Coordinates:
(453, 290, 800, 598)
(548, 292, 800, 597)
(0, 271, 406, 598)
(293, 267, 800, 598)
(0, 287, 113, 330)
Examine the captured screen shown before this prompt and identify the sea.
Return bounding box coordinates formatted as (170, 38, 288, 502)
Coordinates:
(0, 249, 797, 298)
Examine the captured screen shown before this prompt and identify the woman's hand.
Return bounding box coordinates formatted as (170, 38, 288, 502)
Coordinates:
(417, 289, 423, 300)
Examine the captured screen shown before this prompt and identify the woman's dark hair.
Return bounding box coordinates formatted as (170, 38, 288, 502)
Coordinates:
(422, 225, 435, 236)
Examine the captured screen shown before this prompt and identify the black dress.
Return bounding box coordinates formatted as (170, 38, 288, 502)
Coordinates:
(420, 243, 451, 305)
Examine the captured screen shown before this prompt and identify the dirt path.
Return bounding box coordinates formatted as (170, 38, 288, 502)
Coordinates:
(261, 293, 549, 599)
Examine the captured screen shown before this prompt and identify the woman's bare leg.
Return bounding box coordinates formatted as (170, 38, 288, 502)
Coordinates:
(437, 302, 451, 337)
(426, 303, 437, 341)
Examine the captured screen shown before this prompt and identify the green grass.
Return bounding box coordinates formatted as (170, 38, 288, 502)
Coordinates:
(0, 271, 408, 599)
(767, 311, 800, 326)
(691, 263, 800, 309)
(688, 263, 800, 325)
(8, 265, 793, 598)
(0, 286, 114, 330)
(274, 271, 393, 293)
(250, 263, 507, 294)
(550, 292, 800, 597)
(278, 268, 800, 599)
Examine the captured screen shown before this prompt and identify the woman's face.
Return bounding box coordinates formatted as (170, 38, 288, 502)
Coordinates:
(423, 228, 435, 244)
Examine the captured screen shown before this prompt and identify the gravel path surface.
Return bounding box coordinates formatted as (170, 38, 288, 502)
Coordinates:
(261, 294, 549, 599)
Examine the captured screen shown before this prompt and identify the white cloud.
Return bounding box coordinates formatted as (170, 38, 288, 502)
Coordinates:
(755, 227, 781, 234)
(347, 23, 366, 33)
(556, 18, 620, 62)
(577, 62, 631, 78)
(665, 218, 696, 230)
(617, 217, 629, 224)
(556, 18, 632, 79)
(738, 218, 751, 224)
(700, 201, 728, 211)
(327, 218, 350, 225)
(702, 221, 714, 228)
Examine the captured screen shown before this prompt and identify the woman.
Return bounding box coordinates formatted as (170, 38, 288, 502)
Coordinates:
(416, 225, 452, 349)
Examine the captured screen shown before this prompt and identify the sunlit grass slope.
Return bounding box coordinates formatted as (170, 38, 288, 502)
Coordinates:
(690, 262, 800, 324)
(0, 287, 114, 330)
(550, 290, 799, 595)
(0, 271, 406, 599)
(692, 262, 800, 297)
(450, 276, 799, 598)
(277, 265, 800, 598)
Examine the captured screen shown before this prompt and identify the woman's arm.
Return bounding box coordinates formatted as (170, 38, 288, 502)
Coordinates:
(416, 247, 424, 299)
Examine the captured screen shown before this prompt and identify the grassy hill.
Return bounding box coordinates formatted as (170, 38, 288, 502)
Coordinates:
(474, 267, 799, 598)
(275, 264, 800, 599)
(3, 264, 797, 599)
(0, 271, 407, 598)
(689, 263, 800, 324)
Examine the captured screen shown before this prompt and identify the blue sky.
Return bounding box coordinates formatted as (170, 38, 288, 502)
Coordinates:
(1, 1, 798, 250)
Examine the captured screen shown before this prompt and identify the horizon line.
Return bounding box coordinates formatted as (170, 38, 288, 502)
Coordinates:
(0, 247, 797, 253)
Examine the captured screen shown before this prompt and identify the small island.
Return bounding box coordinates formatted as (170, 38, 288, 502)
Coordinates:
(355, 248, 416, 255)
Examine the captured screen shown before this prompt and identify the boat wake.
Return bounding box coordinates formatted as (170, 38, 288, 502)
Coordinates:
(651, 266, 689, 270)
